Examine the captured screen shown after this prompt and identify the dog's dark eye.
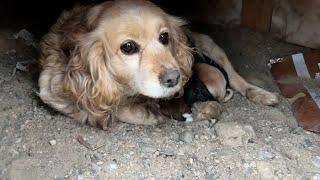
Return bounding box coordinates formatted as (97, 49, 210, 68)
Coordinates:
(159, 32, 169, 45)
(120, 41, 139, 55)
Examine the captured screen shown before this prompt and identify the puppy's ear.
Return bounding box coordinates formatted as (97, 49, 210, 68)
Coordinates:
(64, 34, 121, 117)
(169, 16, 193, 83)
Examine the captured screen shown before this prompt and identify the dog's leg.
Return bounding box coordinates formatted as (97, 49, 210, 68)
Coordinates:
(39, 69, 112, 129)
(115, 103, 165, 125)
(191, 32, 278, 106)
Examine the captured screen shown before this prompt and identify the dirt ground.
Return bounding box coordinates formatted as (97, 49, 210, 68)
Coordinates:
(0, 26, 319, 180)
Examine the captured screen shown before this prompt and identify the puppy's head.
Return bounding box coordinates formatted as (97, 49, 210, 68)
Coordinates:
(82, 0, 193, 99)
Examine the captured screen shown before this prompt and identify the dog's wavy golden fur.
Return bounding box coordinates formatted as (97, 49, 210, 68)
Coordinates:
(39, 0, 278, 129)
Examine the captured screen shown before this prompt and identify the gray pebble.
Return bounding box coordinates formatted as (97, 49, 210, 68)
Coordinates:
(45, 115, 52, 120)
(312, 156, 320, 168)
(141, 145, 157, 153)
(258, 149, 275, 160)
(93, 153, 103, 161)
(85, 153, 91, 160)
(303, 139, 313, 148)
(103, 160, 118, 172)
(179, 130, 194, 143)
(14, 29, 34, 42)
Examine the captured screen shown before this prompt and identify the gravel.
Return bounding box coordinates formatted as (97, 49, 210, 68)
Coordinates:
(1, 27, 319, 180)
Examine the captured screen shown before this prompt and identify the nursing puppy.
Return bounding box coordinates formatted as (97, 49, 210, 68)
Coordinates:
(194, 63, 233, 103)
(38, 0, 278, 129)
(160, 51, 233, 121)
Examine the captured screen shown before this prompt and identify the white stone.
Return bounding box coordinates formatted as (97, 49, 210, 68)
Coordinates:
(215, 122, 255, 147)
(49, 139, 57, 146)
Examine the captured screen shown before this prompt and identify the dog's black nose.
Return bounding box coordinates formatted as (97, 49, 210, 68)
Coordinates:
(159, 69, 180, 88)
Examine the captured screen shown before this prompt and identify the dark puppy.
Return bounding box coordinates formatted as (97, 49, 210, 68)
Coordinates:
(160, 49, 232, 121)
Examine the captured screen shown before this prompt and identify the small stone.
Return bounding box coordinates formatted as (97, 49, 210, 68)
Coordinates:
(49, 139, 57, 146)
(312, 156, 320, 168)
(215, 122, 255, 147)
(179, 130, 194, 143)
(303, 139, 313, 148)
(97, 161, 104, 166)
(85, 153, 91, 160)
(265, 136, 272, 142)
(154, 151, 160, 156)
(256, 161, 276, 180)
(195, 135, 199, 140)
(14, 29, 33, 41)
(189, 158, 194, 164)
(103, 160, 118, 172)
(177, 152, 185, 156)
(182, 113, 193, 122)
(200, 135, 209, 140)
(209, 119, 217, 124)
(93, 153, 103, 161)
(258, 149, 275, 160)
(141, 145, 157, 153)
(45, 115, 52, 120)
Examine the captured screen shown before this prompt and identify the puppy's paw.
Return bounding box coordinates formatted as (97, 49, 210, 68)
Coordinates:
(191, 101, 223, 121)
(144, 111, 165, 125)
(246, 86, 279, 106)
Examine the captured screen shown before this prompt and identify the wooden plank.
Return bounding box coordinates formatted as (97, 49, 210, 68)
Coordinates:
(241, 0, 273, 32)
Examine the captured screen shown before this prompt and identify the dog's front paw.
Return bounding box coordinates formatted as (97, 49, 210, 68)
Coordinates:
(246, 86, 279, 106)
(145, 110, 165, 125)
(87, 115, 112, 130)
(191, 101, 223, 121)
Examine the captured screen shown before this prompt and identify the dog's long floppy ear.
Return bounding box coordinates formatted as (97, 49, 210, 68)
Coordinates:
(64, 33, 121, 117)
(169, 16, 194, 84)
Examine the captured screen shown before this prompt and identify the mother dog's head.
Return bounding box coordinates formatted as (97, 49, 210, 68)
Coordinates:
(65, 0, 193, 116)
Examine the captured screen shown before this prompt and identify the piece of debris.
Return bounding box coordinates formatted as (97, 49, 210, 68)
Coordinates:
(287, 92, 306, 104)
(14, 29, 34, 42)
(215, 122, 256, 147)
(5, 49, 16, 56)
(96, 161, 104, 166)
(13, 29, 38, 47)
(179, 130, 194, 143)
(258, 149, 275, 160)
(140, 145, 157, 153)
(3, 60, 38, 82)
(182, 113, 193, 122)
(76, 135, 93, 150)
(103, 159, 118, 172)
(49, 139, 57, 146)
(76, 135, 105, 151)
(270, 50, 320, 132)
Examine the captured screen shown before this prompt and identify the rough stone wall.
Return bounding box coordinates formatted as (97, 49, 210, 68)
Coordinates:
(271, 0, 320, 48)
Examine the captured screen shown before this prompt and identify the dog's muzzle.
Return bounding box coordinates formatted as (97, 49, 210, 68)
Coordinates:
(159, 69, 180, 88)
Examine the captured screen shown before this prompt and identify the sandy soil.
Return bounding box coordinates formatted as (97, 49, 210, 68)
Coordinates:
(0, 26, 319, 180)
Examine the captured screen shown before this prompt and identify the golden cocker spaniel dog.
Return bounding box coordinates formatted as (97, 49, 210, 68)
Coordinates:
(39, 0, 278, 129)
